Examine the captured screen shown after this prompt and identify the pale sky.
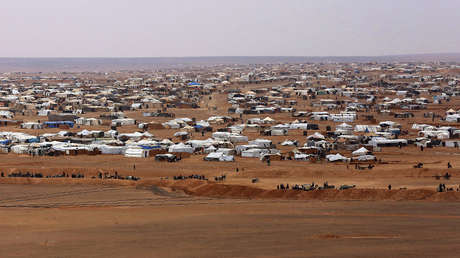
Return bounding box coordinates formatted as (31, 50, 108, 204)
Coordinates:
(1, 0, 459, 57)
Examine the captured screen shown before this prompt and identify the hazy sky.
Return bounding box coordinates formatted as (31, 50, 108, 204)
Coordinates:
(1, 0, 459, 57)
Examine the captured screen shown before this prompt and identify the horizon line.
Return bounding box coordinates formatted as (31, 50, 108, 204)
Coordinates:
(1, 52, 460, 59)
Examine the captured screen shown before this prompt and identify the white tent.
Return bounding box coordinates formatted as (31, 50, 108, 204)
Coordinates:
(336, 123, 352, 130)
(412, 124, 430, 130)
(281, 140, 296, 146)
(10, 145, 29, 154)
(446, 114, 460, 123)
(76, 117, 102, 126)
(235, 144, 259, 155)
(204, 145, 217, 153)
(271, 129, 288, 136)
(187, 139, 215, 148)
(293, 153, 311, 160)
(354, 125, 381, 133)
(229, 134, 248, 143)
(38, 109, 52, 116)
(162, 121, 181, 129)
(248, 139, 272, 148)
(241, 148, 269, 158)
(215, 148, 234, 155)
(326, 153, 349, 162)
(272, 123, 290, 130)
(352, 147, 369, 156)
(289, 123, 310, 130)
(112, 118, 135, 126)
(135, 139, 159, 146)
(97, 145, 125, 155)
(77, 129, 91, 137)
(21, 122, 43, 129)
(160, 139, 174, 146)
(196, 120, 210, 127)
(212, 132, 231, 140)
(307, 132, 325, 140)
(0, 111, 13, 119)
(369, 137, 407, 146)
(104, 130, 118, 138)
(263, 117, 275, 124)
(174, 131, 189, 137)
(118, 132, 146, 141)
(124, 148, 149, 158)
(355, 155, 376, 161)
(168, 143, 194, 153)
(204, 152, 234, 162)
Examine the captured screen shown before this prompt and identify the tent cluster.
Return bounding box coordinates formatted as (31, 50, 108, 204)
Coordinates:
(0, 61, 459, 168)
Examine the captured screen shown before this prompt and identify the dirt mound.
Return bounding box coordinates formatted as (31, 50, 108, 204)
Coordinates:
(153, 180, 460, 201)
(427, 192, 460, 201)
(2, 178, 460, 201)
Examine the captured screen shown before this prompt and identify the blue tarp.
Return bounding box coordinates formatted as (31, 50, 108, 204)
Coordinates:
(43, 121, 74, 128)
(390, 129, 401, 135)
(0, 139, 10, 145)
(188, 82, 201, 86)
(26, 138, 40, 143)
(139, 145, 161, 150)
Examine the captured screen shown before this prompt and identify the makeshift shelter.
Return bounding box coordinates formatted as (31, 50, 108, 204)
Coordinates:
(155, 154, 177, 162)
(124, 148, 149, 158)
(204, 152, 234, 162)
(43, 121, 74, 128)
(336, 123, 352, 130)
(307, 132, 325, 141)
(353, 155, 376, 161)
(168, 143, 194, 153)
(352, 147, 369, 156)
(241, 148, 269, 158)
(326, 153, 349, 162)
(21, 122, 43, 129)
(248, 139, 272, 148)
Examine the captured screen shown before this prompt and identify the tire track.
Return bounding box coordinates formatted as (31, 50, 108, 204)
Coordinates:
(0, 197, 254, 208)
(0, 187, 126, 204)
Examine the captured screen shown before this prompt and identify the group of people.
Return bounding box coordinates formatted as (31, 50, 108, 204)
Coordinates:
(276, 182, 336, 191)
(96, 171, 140, 181)
(354, 164, 375, 170)
(3, 171, 84, 178)
(437, 184, 449, 192)
(214, 174, 227, 181)
(3, 171, 45, 178)
(173, 174, 207, 181)
(1, 171, 139, 181)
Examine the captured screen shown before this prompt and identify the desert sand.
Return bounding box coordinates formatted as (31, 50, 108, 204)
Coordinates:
(1, 184, 460, 258)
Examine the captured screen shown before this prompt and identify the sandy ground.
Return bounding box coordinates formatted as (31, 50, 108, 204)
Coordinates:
(0, 144, 459, 192)
(0, 184, 459, 258)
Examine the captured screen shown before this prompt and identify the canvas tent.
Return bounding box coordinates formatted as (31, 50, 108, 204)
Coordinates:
(168, 143, 194, 153)
(352, 147, 369, 156)
(326, 153, 349, 162)
(124, 148, 149, 158)
(204, 152, 234, 162)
